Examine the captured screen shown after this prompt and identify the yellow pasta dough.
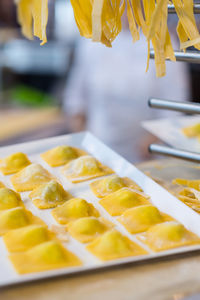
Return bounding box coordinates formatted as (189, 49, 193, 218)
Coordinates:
(90, 174, 142, 198)
(3, 224, 55, 252)
(0, 207, 44, 236)
(178, 188, 200, 213)
(138, 221, 200, 252)
(0, 188, 23, 211)
(52, 198, 99, 225)
(41, 145, 86, 167)
(173, 178, 200, 191)
(11, 163, 53, 192)
(0, 152, 30, 175)
(182, 123, 200, 138)
(61, 155, 113, 183)
(99, 187, 150, 216)
(29, 180, 72, 209)
(68, 217, 113, 243)
(87, 230, 147, 261)
(9, 240, 82, 274)
(118, 205, 171, 234)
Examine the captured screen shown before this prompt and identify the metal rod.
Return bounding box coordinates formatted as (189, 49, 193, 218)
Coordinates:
(148, 98, 200, 114)
(149, 144, 200, 163)
(168, 3, 200, 14)
(150, 50, 200, 64)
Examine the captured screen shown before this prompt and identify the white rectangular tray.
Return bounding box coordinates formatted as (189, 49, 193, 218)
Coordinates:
(142, 116, 200, 152)
(1, 131, 200, 288)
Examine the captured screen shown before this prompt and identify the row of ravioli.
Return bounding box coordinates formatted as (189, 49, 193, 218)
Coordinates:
(0, 145, 200, 275)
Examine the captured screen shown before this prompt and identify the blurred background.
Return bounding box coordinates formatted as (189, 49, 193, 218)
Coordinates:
(0, 0, 198, 163)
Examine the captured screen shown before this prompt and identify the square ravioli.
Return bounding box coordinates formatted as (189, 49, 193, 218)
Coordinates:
(0, 207, 44, 236)
(86, 230, 147, 261)
(52, 198, 99, 225)
(90, 175, 143, 198)
(173, 178, 200, 191)
(0, 152, 31, 175)
(41, 145, 86, 167)
(67, 217, 113, 243)
(61, 155, 113, 183)
(138, 221, 200, 252)
(11, 163, 53, 192)
(118, 205, 172, 234)
(0, 188, 24, 210)
(3, 224, 55, 252)
(9, 241, 82, 274)
(99, 187, 150, 216)
(29, 180, 72, 209)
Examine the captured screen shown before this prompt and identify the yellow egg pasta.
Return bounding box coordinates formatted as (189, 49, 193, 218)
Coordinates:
(41, 145, 86, 167)
(0, 152, 30, 175)
(0, 188, 24, 211)
(29, 180, 72, 209)
(9, 241, 82, 274)
(99, 187, 150, 216)
(67, 217, 113, 243)
(182, 123, 200, 138)
(61, 155, 113, 183)
(87, 229, 147, 261)
(178, 188, 200, 213)
(0, 207, 44, 236)
(90, 175, 142, 198)
(173, 178, 200, 191)
(11, 163, 53, 192)
(15, 0, 48, 45)
(15, 0, 200, 77)
(138, 221, 200, 252)
(52, 198, 99, 225)
(3, 224, 55, 252)
(118, 205, 172, 234)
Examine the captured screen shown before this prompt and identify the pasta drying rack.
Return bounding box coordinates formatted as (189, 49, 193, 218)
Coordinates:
(148, 2, 200, 163)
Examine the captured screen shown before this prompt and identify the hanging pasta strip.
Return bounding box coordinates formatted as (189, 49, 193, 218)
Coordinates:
(32, 0, 48, 45)
(92, 0, 105, 42)
(127, 0, 140, 43)
(70, 0, 92, 38)
(130, 0, 147, 36)
(173, 0, 200, 50)
(15, 0, 33, 40)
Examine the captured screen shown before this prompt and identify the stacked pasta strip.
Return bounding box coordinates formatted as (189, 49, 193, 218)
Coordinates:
(15, 0, 200, 77)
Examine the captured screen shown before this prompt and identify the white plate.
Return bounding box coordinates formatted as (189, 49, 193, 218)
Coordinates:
(1, 131, 200, 287)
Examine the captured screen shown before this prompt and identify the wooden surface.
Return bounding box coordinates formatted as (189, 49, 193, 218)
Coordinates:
(2, 159, 200, 300)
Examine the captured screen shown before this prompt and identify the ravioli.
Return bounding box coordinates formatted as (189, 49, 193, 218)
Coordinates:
(182, 123, 200, 138)
(52, 198, 99, 225)
(0, 188, 23, 211)
(3, 224, 55, 252)
(9, 241, 82, 274)
(41, 145, 85, 167)
(0, 207, 44, 236)
(99, 187, 150, 216)
(138, 221, 200, 252)
(68, 217, 113, 243)
(61, 155, 113, 183)
(118, 205, 170, 234)
(86, 230, 147, 261)
(0, 152, 30, 175)
(90, 175, 142, 198)
(11, 163, 53, 192)
(173, 178, 200, 191)
(29, 180, 72, 209)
